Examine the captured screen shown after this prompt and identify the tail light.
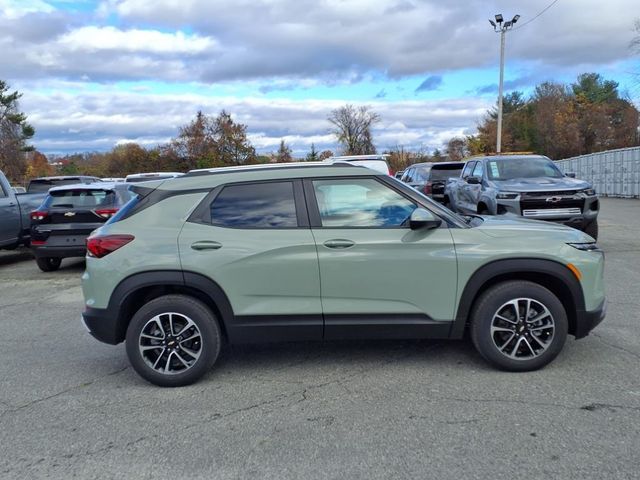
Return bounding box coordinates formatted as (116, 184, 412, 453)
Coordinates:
(86, 234, 134, 258)
(94, 208, 119, 219)
(31, 211, 48, 221)
(423, 182, 432, 195)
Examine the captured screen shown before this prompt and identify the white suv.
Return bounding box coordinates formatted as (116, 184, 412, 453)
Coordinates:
(327, 155, 391, 175)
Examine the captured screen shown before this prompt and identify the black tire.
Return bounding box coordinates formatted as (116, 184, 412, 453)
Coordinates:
(584, 220, 598, 240)
(125, 294, 222, 387)
(36, 257, 61, 272)
(470, 281, 568, 372)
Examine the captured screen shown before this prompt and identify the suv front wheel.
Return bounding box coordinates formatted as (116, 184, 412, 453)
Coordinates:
(470, 281, 568, 371)
(125, 294, 222, 387)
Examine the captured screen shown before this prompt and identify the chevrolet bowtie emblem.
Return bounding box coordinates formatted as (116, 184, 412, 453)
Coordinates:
(64, 211, 76, 217)
(545, 196, 562, 203)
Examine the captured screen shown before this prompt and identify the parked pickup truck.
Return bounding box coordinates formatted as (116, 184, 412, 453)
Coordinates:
(445, 154, 599, 239)
(0, 170, 31, 249)
(1, 173, 103, 250)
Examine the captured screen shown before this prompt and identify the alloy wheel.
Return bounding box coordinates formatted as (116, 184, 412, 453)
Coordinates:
(490, 298, 555, 360)
(138, 312, 202, 374)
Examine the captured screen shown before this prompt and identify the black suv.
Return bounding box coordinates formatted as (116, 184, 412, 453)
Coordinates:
(31, 182, 133, 271)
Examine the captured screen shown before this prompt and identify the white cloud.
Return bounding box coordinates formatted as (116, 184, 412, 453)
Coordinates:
(59, 26, 217, 54)
(20, 88, 490, 155)
(0, 0, 54, 19)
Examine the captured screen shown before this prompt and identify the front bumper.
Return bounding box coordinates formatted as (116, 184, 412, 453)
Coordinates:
(496, 195, 599, 229)
(574, 299, 606, 339)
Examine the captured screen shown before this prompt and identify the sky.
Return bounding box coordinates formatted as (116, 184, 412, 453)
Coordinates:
(1, 0, 639, 156)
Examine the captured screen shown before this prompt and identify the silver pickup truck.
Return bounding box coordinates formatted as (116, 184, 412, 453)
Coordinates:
(445, 154, 599, 239)
(0, 172, 102, 249)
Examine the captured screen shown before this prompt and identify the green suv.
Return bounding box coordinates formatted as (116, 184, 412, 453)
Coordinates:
(81, 163, 606, 387)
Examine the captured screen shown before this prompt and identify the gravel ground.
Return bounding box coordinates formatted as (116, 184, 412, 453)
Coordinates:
(0, 197, 638, 479)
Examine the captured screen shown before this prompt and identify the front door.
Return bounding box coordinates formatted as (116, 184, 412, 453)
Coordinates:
(305, 176, 458, 340)
(178, 180, 322, 342)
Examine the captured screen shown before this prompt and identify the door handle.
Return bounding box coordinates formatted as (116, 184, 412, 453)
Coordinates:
(190, 241, 222, 251)
(323, 239, 355, 249)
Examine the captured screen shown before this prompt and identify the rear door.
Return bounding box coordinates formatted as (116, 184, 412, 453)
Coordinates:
(178, 179, 322, 342)
(0, 181, 20, 245)
(305, 176, 457, 339)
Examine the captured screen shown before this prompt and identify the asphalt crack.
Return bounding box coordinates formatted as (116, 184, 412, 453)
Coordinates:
(0, 366, 128, 417)
(591, 332, 640, 360)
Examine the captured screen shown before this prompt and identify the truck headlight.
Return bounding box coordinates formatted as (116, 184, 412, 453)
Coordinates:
(580, 188, 596, 196)
(496, 192, 518, 200)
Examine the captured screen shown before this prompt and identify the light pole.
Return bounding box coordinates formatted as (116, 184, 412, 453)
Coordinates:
(489, 13, 519, 153)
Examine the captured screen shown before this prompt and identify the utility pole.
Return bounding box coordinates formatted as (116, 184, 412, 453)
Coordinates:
(489, 14, 519, 154)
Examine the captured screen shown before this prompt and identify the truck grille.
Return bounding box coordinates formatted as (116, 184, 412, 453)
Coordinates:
(520, 191, 584, 218)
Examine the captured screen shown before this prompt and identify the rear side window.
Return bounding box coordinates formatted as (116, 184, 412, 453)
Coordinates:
(210, 182, 298, 228)
(43, 189, 117, 209)
(430, 165, 464, 181)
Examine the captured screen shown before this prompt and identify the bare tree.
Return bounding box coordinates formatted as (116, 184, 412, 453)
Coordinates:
(445, 137, 466, 161)
(328, 104, 380, 155)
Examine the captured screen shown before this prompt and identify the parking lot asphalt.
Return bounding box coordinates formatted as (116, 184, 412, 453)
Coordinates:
(0, 198, 639, 480)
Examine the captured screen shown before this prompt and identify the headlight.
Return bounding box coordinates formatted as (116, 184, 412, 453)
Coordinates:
(567, 242, 601, 251)
(496, 192, 518, 200)
(580, 188, 596, 196)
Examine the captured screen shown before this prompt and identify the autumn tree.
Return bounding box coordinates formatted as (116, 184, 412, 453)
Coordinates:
(170, 111, 217, 170)
(468, 73, 639, 159)
(328, 104, 380, 155)
(0, 80, 35, 181)
(212, 110, 256, 166)
(24, 151, 52, 179)
(318, 150, 334, 160)
(276, 139, 293, 163)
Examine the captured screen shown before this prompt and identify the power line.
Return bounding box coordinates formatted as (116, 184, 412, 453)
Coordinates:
(512, 0, 560, 30)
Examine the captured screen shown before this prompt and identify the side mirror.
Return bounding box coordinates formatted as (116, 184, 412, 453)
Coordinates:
(565, 172, 576, 178)
(409, 208, 442, 230)
(467, 176, 481, 185)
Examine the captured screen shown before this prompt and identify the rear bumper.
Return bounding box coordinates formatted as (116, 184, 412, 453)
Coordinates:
(32, 245, 86, 258)
(82, 306, 121, 345)
(574, 299, 606, 339)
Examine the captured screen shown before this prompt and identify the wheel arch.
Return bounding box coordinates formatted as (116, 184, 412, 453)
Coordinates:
(108, 270, 234, 344)
(450, 258, 585, 339)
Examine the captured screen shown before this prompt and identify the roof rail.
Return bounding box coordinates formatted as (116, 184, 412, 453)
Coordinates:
(184, 161, 359, 177)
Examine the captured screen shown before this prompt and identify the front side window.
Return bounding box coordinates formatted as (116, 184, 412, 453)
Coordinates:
(210, 181, 298, 228)
(461, 162, 475, 179)
(312, 178, 416, 227)
(472, 161, 484, 178)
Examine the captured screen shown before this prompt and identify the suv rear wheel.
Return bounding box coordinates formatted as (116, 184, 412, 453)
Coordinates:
(470, 281, 568, 371)
(125, 294, 222, 387)
(36, 257, 61, 272)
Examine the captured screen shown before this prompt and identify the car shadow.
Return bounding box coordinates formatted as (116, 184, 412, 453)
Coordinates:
(0, 248, 33, 266)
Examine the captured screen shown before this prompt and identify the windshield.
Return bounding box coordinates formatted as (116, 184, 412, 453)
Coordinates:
(43, 189, 118, 209)
(486, 158, 563, 180)
(27, 179, 84, 193)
